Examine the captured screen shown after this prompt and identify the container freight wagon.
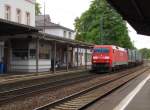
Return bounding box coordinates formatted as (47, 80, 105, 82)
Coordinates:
(135, 50, 143, 65)
(127, 49, 136, 66)
(92, 45, 128, 72)
(127, 49, 143, 66)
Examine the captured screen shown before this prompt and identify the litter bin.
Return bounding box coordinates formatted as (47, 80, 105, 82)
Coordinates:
(0, 63, 4, 74)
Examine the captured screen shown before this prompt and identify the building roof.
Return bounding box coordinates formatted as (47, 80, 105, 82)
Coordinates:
(0, 18, 92, 48)
(0, 18, 38, 36)
(107, 0, 150, 36)
(36, 32, 93, 48)
(36, 15, 75, 32)
(35, 15, 51, 23)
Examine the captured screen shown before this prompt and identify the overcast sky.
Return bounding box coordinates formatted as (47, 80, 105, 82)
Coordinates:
(37, 0, 150, 49)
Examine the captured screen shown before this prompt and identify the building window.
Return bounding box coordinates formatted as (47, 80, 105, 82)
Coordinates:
(69, 32, 72, 39)
(16, 9, 21, 23)
(5, 5, 11, 20)
(26, 12, 30, 25)
(12, 49, 28, 60)
(11, 39, 29, 60)
(75, 52, 79, 63)
(63, 31, 67, 38)
(85, 53, 91, 62)
(29, 49, 36, 59)
(39, 43, 50, 59)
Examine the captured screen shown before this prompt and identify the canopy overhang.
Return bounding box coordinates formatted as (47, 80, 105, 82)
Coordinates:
(0, 18, 39, 36)
(37, 32, 94, 48)
(107, 0, 150, 36)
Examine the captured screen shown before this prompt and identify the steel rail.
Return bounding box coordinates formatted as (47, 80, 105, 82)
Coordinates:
(0, 73, 98, 105)
(34, 66, 149, 110)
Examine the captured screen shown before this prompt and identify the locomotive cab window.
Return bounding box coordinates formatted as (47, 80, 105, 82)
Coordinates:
(94, 48, 109, 53)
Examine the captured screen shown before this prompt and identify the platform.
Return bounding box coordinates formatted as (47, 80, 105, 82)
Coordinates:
(125, 76, 150, 110)
(0, 68, 90, 85)
(85, 67, 150, 110)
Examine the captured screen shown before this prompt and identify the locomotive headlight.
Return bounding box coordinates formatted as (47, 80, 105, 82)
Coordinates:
(105, 58, 110, 63)
(93, 56, 99, 60)
(104, 56, 110, 59)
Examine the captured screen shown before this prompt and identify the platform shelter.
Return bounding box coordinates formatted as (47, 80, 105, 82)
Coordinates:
(0, 18, 93, 73)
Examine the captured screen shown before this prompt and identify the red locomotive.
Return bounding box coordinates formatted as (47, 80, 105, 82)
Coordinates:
(92, 45, 128, 72)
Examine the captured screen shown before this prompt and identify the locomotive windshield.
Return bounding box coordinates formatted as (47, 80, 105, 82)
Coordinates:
(94, 48, 109, 53)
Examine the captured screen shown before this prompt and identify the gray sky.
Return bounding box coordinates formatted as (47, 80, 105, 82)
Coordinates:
(37, 0, 150, 49)
(37, 0, 91, 29)
(127, 24, 150, 49)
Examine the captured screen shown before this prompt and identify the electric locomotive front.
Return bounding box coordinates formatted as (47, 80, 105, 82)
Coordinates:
(92, 45, 112, 72)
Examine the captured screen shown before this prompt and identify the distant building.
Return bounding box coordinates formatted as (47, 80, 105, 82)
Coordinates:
(0, 0, 35, 26)
(36, 15, 75, 40)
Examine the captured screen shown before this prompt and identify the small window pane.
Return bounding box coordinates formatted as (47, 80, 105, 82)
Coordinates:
(39, 43, 50, 59)
(16, 9, 21, 23)
(29, 49, 36, 59)
(94, 48, 109, 53)
(5, 5, 11, 20)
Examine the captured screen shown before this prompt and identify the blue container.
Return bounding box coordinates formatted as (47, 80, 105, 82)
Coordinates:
(0, 63, 4, 74)
(3, 64, 6, 73)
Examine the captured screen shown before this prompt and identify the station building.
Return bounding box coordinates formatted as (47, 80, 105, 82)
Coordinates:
(0, 0, 35, 26)
(35, 15, 92, 70)
(36, 15, 75, 40)
(0, 0, 93, 73)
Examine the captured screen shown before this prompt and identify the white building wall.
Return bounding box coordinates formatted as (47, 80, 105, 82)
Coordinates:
(10, 41, 51, 72)
(64, 30, 75, 40)
(87, 49, 92, 65)
(45, 28, 75, 40)
(71, 33, 75, 40)
(11, 60, 51, 72)
(0, 0, 35, 26)
(45, 29, 63, 37)
(73, 48, 92, 66)
(61, 29, 75, 40)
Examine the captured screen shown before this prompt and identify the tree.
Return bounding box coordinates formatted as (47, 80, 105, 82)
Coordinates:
(35, 2, 41, 15)
(139, 48, 150, 59)
(74, 0, 134, 49)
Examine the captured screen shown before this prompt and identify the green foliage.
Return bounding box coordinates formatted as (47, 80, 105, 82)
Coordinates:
(139, 48, 150, 59)
(74, 0, 134, 49)
(35, 1, 41, 15)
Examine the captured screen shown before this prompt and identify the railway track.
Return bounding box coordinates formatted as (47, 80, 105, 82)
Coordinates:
(0, 72, 99, 105)
(0, 66, 146, 107)
(0, 70, 90, 92)
(34, 66, 149, 110)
